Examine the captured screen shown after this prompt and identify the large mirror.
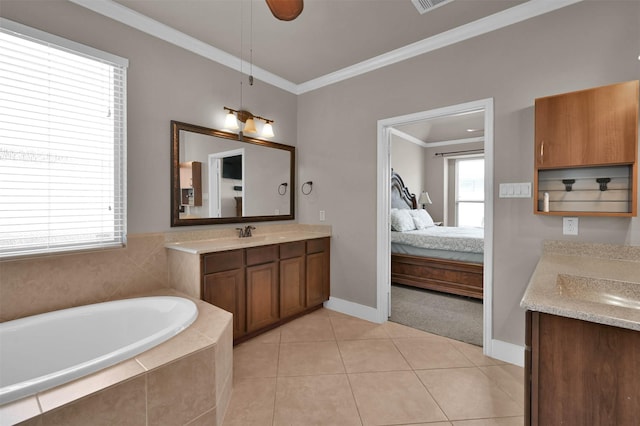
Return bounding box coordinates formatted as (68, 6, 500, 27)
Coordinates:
(171, 120, 295, 226)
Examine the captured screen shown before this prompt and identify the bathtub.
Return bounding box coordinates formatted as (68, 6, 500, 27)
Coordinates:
(0, 296, 198, 405)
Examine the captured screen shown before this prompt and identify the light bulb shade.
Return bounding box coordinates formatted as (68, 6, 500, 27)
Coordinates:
(224, 111, 239, 130)
(418, 192, 432, 205)
(262, 122, 274, 137)
(243, 117, 257, 134)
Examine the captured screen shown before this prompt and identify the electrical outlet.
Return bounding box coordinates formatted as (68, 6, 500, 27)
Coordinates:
(319, 210, 325, 221)
(563, 217, 579, 235)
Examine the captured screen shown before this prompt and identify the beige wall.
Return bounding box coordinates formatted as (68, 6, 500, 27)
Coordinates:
(391, 135, 424, 201)
(1, 1, 639, 349)
(297, 1, 640, 345)
(0, 0, 298, 234)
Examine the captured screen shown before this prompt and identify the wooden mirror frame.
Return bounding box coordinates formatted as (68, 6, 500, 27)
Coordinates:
(170, 120, 295, 226)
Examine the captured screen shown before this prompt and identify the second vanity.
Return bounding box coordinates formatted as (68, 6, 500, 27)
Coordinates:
(166, 227, 331, 344)
(521, 241, 640, 426)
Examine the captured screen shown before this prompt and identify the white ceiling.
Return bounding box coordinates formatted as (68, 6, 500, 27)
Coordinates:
(112, 0, 527, 84)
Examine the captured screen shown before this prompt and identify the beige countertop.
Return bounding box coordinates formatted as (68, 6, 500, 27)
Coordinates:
(165, 230, 331, 254)
(521, 241, 640, 331)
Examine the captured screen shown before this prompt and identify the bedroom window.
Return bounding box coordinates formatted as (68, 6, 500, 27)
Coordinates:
(0, 20, 128, 259)
(455, 157, 484, 227)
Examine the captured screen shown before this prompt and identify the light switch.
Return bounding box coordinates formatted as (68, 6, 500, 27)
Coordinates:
(499, 183, 532, 198)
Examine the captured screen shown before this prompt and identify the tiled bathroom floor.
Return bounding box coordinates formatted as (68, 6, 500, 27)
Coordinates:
(222, 308, 525, 426)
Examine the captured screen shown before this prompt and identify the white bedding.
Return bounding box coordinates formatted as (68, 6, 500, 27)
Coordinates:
(391, 226, 484, 254)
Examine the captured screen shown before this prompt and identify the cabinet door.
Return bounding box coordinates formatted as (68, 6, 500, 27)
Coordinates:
(529, 312, 640, 426)
(306, 238, 330, 307)
(280, 256, 306, 317)
(535, 81, 638, 168)
(203, 269, 245, 338)
(246, 262, 279, 332)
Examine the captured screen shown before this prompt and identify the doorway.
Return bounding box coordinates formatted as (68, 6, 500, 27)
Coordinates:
(376, 98, 494, 354)
(208, 148, 245, 218)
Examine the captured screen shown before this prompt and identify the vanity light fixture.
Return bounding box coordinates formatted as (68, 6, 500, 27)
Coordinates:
(418, 192, 432, 209)
(223, 106, 275, 137)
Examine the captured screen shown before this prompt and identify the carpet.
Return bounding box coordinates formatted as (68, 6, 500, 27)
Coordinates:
(389, 284, 483, 346)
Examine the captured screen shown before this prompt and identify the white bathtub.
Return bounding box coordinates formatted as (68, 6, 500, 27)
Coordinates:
(0, 296, 198, 405)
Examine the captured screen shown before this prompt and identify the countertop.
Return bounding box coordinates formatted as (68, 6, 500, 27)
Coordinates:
(165, 230, 331, 254)
(521, 241, 640, 331)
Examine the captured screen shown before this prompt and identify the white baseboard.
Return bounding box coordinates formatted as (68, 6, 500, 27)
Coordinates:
(323, 297, 381, 323)
(489, 339, 525, 367)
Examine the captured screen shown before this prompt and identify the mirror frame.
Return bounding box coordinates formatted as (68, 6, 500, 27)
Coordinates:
(171, 120, 295, 226)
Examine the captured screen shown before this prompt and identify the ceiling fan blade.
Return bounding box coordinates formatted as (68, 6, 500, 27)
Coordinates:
(265, 0, 304, 21)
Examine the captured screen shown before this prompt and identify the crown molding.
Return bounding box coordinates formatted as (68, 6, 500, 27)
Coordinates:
(70, 0, 582, 95)
(68, 0, 298, 94)
(296, 0, 583, 94)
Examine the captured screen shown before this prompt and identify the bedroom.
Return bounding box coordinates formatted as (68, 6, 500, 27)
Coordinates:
(390, 108, 486, 345)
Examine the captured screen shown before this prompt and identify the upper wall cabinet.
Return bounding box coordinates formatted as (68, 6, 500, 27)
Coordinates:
(535, 80, 638, 169)
(534, 81, 639, 217)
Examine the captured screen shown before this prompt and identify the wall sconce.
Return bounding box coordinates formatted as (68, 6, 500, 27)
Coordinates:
(224, 106, 274, 137)
(418, 191, 432, 209)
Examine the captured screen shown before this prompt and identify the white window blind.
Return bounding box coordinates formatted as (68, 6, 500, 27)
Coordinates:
(0, 19, 128, 259)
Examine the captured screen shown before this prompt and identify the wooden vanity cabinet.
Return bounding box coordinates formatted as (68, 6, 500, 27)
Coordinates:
(202, 250, 246, 338)
(201, 237, 330, 343)
(306, 238, 330, 307)
(280, 241, 306, 318)
(525, 311, 640, 426)
(245, 245, 280, 332)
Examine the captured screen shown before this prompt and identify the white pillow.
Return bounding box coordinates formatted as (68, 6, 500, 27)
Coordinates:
(390, 209, 416, 232)
(409, 209, 435, 229)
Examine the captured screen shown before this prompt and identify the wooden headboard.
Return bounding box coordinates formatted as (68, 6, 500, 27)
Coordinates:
(391, 170, 417, 210)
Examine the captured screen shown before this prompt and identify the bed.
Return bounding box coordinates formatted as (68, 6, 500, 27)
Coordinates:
(390, 171, 484, 299)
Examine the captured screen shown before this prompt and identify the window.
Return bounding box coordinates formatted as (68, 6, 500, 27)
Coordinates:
(0, 19, 128, 259)
(455, 157, 484, 227)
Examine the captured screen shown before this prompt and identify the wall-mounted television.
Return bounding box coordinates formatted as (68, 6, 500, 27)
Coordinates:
(222, 155, 242, 180)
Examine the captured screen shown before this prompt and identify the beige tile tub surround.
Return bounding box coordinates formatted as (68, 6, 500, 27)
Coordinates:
(521, 240, 640, 331)
(0, 289, 233, 426)
(0, 233, 168, 322)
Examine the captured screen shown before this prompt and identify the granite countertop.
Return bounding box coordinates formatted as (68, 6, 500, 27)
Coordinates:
(521, 241, 640, 331)
(165, 229, 331, 254)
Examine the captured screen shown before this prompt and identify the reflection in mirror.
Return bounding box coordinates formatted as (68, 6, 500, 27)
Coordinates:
(171, 121, 295, 226)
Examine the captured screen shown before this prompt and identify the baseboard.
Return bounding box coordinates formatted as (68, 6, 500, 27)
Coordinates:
(323, 297, 381, 323)
(490, 339, 525, 367)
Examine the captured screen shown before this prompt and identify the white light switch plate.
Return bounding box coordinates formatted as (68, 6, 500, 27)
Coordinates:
(499, 182, 532, 198)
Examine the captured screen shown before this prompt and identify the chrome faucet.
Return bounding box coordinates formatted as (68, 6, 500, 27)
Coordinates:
(236, 226, 256, 238)
(244, 225, 256, 237)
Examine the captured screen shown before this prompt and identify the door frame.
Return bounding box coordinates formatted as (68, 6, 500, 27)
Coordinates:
(376, 98, 494, 354)
(208, 148, 245, 218)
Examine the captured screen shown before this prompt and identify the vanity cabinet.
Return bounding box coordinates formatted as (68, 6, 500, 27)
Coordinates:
(533, 80, 638, 216)
(201, 237, 330, 343)
(245, 245, 280, 333)
(202, 250, 245, 337)
(525, 311, 640, 426)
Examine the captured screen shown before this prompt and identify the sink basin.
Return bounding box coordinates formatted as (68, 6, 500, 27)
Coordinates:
(556, 274, 640, 310)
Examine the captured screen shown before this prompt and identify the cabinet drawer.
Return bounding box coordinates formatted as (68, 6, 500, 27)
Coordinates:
(246, 245, 278, 266)
(203, 250, 243, 274)
(280, 241, 305, 259)
(306, 238, 328, 254)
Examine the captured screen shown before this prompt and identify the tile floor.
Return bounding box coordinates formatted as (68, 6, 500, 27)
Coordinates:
(222, 308, 525, 426)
